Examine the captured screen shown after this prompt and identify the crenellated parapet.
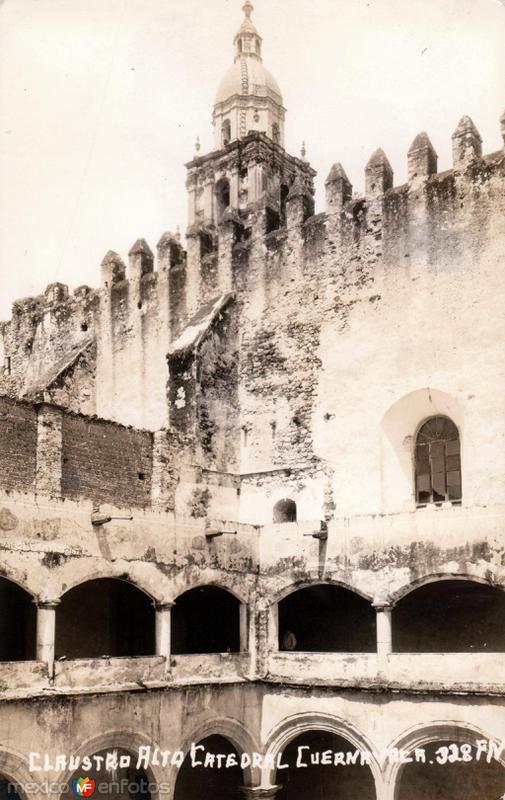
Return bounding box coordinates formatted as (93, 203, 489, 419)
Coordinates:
(1, 110, 504, 449)
(1, 231, 189, 430)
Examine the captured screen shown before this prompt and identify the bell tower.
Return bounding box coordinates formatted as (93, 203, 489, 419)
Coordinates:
(184, 1, 316, 313)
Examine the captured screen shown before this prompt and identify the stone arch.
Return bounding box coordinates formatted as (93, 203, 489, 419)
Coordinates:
(171, 584, 244, 655)
(272, 577, 374, 606)
(380, 388, 463, 510)
(168, 571, 251, 605)
(55, 577, 156, 658)
(0, 747, 37, 800)
(414, 415, 462, 505)
(385, 721, 505, 800)
(0, 567, 36, 599)
(273, 498, 297, 523)
(178, 717, 261, 788)
(56, 561, 164, 603)
(391, 576, 505, 652)
(275, 581, 376, 652)
(388, 571, 504, 607)
(263, 712, 382, 796)
(0, 575, 37, 661)
(215, 176, 231, 218)
(221, 120, 231, 147)
(60, 730, 163, 800)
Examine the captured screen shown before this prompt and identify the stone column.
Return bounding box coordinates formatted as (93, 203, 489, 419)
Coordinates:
(239, 603, 249, 653)
(240, 787, 282, 799)
(155, 603, 174, 659)
(375, 605, 393, 659)
(36, 601, 59, 675)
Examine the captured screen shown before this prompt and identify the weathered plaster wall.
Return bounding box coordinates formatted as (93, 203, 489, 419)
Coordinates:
(0, 687, 503, 800)
(220, 143, 505, 520)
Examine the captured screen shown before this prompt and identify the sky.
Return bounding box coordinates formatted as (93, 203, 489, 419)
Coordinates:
(0, 0, 504, 319)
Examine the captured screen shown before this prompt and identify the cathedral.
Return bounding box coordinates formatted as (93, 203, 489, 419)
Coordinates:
(0, 3, 505, 798)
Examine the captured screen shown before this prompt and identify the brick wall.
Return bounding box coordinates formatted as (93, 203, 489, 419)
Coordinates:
(0, 398, 37, 492)
(61, 415, 153, 507)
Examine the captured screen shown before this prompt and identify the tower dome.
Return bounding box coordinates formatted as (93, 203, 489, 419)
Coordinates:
(212, 2, 286, 149)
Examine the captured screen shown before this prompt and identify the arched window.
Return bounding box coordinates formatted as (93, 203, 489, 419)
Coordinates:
(215, 178, 230, 219)
(221, 119, 231, 147)
(55, 578, 155, 658)
(392, 580, 505, 652)
(415, 415, 461, 505)
(0, 578, 36, 661)
(273, 498, 297, 523)
(278, 585, 376, 652)
(171, 586, 241, 654)
(272, 122, 280, 144)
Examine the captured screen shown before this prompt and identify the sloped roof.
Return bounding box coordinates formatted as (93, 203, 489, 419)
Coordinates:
(167, 294, 234, 359)
(22, 337, 95, 399)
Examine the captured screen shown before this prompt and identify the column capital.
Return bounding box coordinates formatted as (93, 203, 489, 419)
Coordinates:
(240, 787, 282, 799)
(155, 602, 175, 612)
(35, 599, 60, 610)
(373, 604, 393, 612)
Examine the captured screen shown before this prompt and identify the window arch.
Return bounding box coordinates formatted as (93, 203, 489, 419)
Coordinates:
(55, 578, 155, 658)
(415, 415, 461, 505)
(0, 577, 36, 661)
(215, 177, 230, 219)
(221, 120, 231, 147)
(392, 580, 505, 652)
(171, 586, 241, 654)
(278, 584, 376, 652)
(273, 498, 297, 523)
(272, 122, 280, 144)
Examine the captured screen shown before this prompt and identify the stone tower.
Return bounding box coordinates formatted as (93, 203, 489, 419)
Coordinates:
(185, 2, 315, 313)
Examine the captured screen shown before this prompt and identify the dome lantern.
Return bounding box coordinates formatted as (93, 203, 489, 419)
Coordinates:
(234, 1, 262, 62)
(212, 1, 285, 149)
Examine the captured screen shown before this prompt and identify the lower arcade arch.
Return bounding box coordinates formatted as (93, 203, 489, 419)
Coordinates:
(0, 776, 22, 800)
(55, 578, 156, 659)
(0, 578, 36, 661)
(274, 729, 377, 799)
(61, 747, 154, 800)
(390, 726, 505, 800)
(0, 752, 32, 800)
(173, 735, 244, 800)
